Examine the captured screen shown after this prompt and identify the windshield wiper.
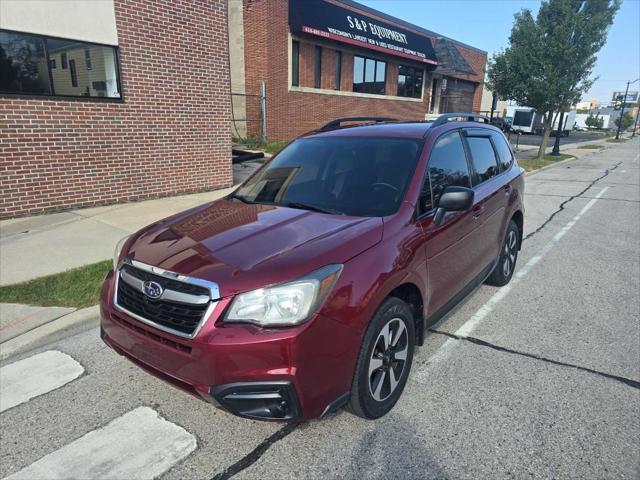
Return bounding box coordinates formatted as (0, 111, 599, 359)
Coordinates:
(285, 202, 344, 215)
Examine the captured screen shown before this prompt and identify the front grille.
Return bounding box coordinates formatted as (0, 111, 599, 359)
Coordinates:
(116, 271, 210, 336)
(120, 264, 210, 297)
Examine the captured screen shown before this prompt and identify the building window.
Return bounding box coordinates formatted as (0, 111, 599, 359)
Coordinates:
(0, 30, 121, 99)
(353, 55, 386, 95)
(84, 48, 92, 70)
(334, 51, 342, 90)
(397, 65, 423, 99)
(291, 40, 299, 87)
(314, 46, 322, 89)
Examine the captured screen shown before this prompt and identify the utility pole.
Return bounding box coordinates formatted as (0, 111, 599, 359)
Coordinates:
(551, 109, 565, 156)
(615, 78, 639, 140)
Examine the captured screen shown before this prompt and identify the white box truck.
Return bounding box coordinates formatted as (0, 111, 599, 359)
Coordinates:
(506, 106, 575, 135)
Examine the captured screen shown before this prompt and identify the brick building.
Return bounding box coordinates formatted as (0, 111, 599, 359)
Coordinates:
(230, 0, 488, 141)
(0, 0, 232, 219)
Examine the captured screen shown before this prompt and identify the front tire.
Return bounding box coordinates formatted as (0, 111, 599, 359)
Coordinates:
(348, 297, 415, 419)
(486, 220, 519, 286)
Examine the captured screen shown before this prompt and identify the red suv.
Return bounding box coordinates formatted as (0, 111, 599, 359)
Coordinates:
(100, 114, 524, 421)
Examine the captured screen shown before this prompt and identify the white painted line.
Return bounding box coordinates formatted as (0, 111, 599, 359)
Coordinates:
(415, 187, 610, 383)
(632, 153, 638, 163)
(4, 406, 197, 480)
(0, 350, 84, 413)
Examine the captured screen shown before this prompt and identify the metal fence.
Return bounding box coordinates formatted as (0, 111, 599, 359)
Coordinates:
(231, 81, 267, 143)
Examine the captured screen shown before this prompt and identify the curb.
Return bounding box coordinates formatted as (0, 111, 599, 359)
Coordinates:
(0, 305, 99, 361)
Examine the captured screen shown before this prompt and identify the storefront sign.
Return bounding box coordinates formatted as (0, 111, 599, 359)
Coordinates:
(289, 0, 437, 65)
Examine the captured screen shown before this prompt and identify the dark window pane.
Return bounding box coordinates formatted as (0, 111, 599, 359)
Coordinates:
(334, 50, 341, 90)
(424, 131, 471, 211)
(0, 31, 51, 94)
(84, 48, 92, 70)
(235, 137, 423, 217)
(398, 74, 407, 97)
(291, 40, 299, 87)
(69, 59, 78, 87)
(314, 46, 321, 88)
(49, 58, 56, 69)
(490, 131, 513, 171)
(61, 52, 67, 69)
(397, 63, 423, 98)
(46, 39, 120, 97)
(467, 136, 499, 183)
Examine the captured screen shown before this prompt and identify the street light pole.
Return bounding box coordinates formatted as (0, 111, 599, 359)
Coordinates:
(615, 80, 631, 140)
(551, 109, 565, 156)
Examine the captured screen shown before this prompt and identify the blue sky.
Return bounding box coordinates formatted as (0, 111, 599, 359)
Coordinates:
(358, 0, 640, 103)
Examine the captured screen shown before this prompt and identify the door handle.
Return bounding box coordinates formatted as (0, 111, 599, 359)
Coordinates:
(472, 204, 484, 219)
(504, 185, 512, 196)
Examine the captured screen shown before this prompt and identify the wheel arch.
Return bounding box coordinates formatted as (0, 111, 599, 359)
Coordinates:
(387, 282, 425, 346)
(511, 210, 524, 250)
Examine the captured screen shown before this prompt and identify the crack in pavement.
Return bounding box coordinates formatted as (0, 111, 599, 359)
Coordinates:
(428, 329, 640, 390)
(524, 161, 621, 241)
(210, 423, 299, 480)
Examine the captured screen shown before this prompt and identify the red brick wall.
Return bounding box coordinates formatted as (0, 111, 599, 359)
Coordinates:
(242, 0, 487, 141)
(0, 0, 232, 219)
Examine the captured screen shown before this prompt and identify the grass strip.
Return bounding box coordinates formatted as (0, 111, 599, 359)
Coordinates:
(518, 154, 575, 172)
(0, 260, 111, 308)
(576, 144, 603, 149)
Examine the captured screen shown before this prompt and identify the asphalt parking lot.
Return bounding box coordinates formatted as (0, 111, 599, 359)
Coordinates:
(1, 139, 638, 479)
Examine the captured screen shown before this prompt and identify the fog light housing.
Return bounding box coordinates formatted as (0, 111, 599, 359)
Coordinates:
(211, 381, 301, 420)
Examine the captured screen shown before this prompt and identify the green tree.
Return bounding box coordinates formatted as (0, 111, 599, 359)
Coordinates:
(487, 0, 620, 160)
(614, 112, 633, 131)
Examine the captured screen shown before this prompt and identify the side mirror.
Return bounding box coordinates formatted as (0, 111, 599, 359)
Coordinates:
(433, 186, 474, 226)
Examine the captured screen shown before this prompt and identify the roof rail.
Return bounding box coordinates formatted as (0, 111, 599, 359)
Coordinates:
(320, 117, 397, 131)
(430, 113, 490, 128)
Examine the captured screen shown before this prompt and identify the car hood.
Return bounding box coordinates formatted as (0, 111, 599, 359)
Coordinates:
(127, 199, 383, 297)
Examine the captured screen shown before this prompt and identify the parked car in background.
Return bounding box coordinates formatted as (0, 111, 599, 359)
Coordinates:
(100, 114, 525, 422)
(491, 116, 513, 132)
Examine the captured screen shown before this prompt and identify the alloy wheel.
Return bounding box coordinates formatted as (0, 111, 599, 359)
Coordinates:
(502, 229, 518, 277)
(368, 318, 409, 402)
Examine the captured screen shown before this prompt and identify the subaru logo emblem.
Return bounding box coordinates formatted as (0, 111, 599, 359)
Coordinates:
(143, 281, 163, 299)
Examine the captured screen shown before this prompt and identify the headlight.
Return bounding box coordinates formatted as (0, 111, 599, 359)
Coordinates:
(225, 264, 343, 327)
(113, 235, 130, 270)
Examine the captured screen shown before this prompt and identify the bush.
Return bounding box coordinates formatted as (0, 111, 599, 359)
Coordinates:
(614, 112, 634, 130)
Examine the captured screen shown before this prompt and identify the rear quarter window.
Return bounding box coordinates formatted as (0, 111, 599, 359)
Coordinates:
(466, 136, 499, 184)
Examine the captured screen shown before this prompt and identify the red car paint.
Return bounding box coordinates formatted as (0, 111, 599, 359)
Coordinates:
(100, 120, 525, 420)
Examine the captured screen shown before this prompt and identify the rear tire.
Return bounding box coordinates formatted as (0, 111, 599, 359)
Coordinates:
(486, 220, 519, 287)
(348, 297, 415, 419)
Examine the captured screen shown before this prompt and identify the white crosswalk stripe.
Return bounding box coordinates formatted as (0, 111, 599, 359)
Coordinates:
(4, 406, 197, 480)
(0, 350, 84, 413)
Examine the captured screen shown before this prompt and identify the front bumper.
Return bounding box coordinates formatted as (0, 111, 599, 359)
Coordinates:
(100, 270, 358, 420)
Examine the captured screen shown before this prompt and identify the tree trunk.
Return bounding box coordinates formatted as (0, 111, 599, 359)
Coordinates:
(537, 112, 554, 161)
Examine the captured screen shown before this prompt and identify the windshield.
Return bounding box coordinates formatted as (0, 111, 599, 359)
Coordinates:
(233, 136, 423, 217)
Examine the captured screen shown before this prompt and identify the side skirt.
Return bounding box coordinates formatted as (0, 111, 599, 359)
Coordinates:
(423, 257, 499, 332)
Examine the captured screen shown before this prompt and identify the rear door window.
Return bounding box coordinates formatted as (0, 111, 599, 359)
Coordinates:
(490, 131, 514, 171)
(421, 131, 471, 212)
(465, 133, 500, 184)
